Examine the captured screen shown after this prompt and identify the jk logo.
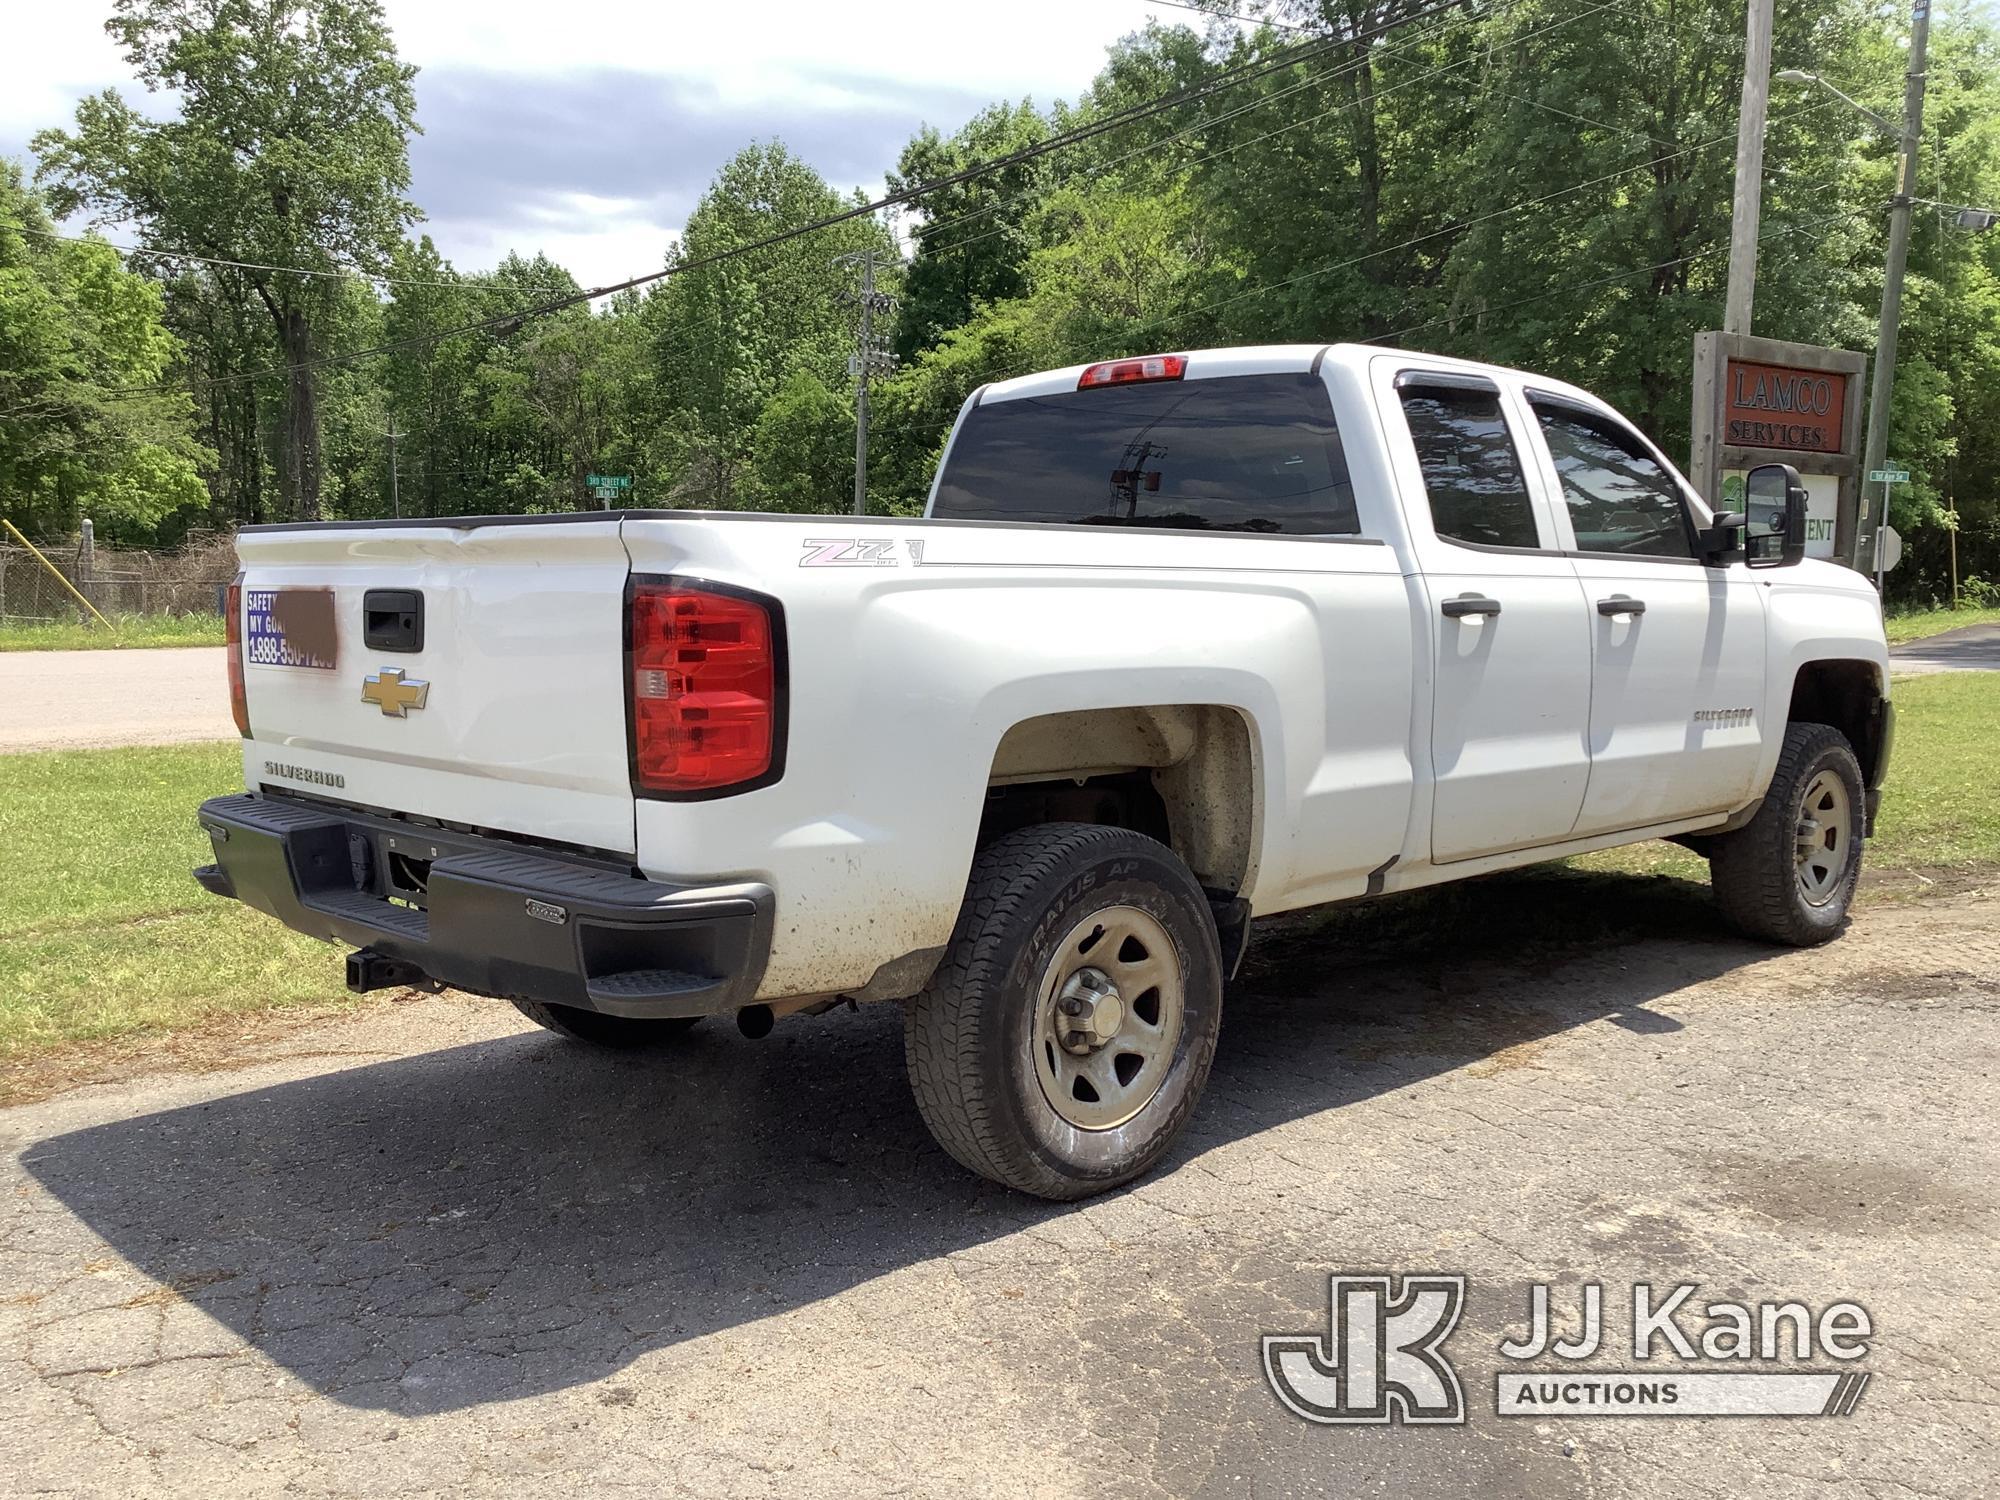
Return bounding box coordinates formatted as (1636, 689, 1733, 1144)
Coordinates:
(1263, 1274, 1467, 1425)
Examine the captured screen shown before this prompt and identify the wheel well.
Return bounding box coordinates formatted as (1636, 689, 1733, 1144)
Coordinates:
(1789, 659, 1890, 783)
(980, 706, 1258, 895)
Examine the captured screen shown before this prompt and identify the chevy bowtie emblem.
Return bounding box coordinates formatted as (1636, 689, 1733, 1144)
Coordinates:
(361, 667, 430, 717)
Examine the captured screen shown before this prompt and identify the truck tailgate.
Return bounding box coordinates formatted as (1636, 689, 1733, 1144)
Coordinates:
(234, 519, 635, 854)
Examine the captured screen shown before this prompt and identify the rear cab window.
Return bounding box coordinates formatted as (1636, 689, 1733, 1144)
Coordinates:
(1395, 381, 1542, 549)
(931, 372, 1359, 534)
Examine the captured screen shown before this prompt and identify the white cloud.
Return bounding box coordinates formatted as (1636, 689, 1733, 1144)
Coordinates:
(384, 0, 1175, 104)
(2, 0, 1208, 287)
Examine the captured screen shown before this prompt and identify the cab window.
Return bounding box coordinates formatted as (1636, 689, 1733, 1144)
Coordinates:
(1533, 404, 1696, 559)
(1396, 383, 1541, 549)
(932, 372, 1358, 534)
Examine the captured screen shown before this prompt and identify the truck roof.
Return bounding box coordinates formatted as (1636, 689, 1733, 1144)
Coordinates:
(977, 342, 1611, 415)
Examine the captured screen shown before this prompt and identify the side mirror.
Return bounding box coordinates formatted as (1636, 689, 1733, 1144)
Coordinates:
(1743, 463, 1808, 569)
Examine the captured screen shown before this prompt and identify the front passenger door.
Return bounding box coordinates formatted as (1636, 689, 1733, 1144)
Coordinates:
(1390, 374, 1595, 863)
(1527, 397, 1768, 834)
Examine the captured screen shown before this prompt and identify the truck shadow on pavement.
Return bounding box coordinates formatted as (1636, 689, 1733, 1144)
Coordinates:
(25, 865, 1774, 1415)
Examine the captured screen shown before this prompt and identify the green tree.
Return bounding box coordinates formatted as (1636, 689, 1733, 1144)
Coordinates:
(0, 160, 209, 542)
(890, 102, 1053, 360)
(1863, 0, 2000, 597)
(749, 370, 855, 511)
(645, 141, 892, 505)
(35, 0, 419, 520)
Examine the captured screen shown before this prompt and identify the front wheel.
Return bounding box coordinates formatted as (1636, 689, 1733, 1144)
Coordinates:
(1708, 721, 1866, 946)
(904, 822, 1224, 1200)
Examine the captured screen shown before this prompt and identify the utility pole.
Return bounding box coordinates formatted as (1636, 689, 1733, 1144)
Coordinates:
(1947, 487, 1959, 608)
(837, 248, 897, 515)
(853, 249, 874, 517)
(1724, 0, 1775, 334)
(383, 416, 403, 519)
(1857, 0, 1932, 582)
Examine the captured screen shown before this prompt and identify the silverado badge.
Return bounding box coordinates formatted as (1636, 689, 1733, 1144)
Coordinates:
(361, 667, 430, 717)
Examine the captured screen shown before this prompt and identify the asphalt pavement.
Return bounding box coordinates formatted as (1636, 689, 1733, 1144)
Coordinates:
(1888, 621, 2000, 675)
(0, 619, 1987, 758)
(1, 872, 1993, 1498)
(0, 647, 233, 752)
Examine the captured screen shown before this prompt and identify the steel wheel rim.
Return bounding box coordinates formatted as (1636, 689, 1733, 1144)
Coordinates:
(1033, 905, 1185, 1131)
(1795, 769, 1853, 906)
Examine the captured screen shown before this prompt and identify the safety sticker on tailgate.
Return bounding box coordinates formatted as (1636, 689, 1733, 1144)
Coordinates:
(245, 588, 337, 669)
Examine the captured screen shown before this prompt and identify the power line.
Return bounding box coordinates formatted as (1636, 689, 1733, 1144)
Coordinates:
(0, 221, 471, 290)
(912, 0, 1513, 258)
(1364, 205, 1872, 346)
(77, 0, 1463, 406)
(918, 0, 1598, 265)
(1124, 92, 1839, 336)
(1137, 0, 1312, 32)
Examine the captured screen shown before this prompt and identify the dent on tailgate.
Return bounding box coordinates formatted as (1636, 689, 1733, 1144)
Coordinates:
(234, 520, 637, 854)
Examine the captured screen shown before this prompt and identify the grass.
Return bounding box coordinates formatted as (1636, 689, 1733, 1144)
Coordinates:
(0, 671, 1993, 1090)
(0, 612, 226, 651)
(1570, 670, 2000, 884)
(0, 742, 358, 1077)
(1883, 604, 2000, 645)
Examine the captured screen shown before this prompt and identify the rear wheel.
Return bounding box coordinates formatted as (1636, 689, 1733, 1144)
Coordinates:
(1708, 721, 1865, 946)
(904, 822, 1224, 1200)
(509, 999, 703, 1047)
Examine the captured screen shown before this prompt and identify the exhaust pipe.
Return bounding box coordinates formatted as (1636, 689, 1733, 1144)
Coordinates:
(736, 1004, 774, 1039)
(346, 948, 439, 995)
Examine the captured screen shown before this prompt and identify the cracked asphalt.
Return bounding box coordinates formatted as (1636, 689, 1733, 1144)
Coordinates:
(1, 869, 1994, 1498)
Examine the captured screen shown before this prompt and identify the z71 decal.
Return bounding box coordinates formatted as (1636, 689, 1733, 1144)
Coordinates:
(799, 538, 901, 567)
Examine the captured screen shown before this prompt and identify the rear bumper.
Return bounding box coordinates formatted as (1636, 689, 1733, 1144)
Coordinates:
(193, 793, 772, 1018)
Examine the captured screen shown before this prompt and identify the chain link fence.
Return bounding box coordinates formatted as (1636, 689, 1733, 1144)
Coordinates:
(0, 529, 236, 623)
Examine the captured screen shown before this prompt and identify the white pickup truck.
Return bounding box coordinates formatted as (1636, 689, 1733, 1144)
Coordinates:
(195, 343, 1893, 1198)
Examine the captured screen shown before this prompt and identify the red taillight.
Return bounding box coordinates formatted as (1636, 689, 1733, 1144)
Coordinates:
(628, 581, 781, 795)
(1077, 353, 1187, 389)
(225, 577, 250, 738)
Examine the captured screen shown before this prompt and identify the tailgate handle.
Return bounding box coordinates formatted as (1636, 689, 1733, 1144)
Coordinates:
(363, 589, 424, 653)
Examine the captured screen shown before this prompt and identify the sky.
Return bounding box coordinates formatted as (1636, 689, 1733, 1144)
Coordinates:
(0, 0, 1233, 289)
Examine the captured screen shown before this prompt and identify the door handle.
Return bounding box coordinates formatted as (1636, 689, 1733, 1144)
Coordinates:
(1441, 595, 1502, 618)
(1596, 596, 1647, 617)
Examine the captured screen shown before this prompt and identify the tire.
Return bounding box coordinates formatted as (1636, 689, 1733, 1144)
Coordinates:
(508, 999, 703, 1048)
(904, 822, 1224, 1200)
(1708, 721, 1866, 946)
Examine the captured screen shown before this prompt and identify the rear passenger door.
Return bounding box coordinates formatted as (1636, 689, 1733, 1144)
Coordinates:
(1385, 371, 1595, 863)
(1524, 395, 1768, 833)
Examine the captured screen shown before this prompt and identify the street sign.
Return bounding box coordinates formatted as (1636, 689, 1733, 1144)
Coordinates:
(587, 473, 632, 505)
(1867, 465, 1910, 484)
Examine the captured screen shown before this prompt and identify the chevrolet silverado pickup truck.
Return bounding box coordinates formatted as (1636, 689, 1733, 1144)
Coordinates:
(195, 343, 1893, 1199)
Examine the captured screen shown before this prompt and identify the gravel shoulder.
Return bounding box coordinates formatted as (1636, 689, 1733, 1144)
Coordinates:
(1, 875, 1993, 1498)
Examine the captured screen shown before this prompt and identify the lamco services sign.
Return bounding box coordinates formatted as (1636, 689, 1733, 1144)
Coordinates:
(1723, 360, 1849, 454)
(1691, 332, 1867, 566)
